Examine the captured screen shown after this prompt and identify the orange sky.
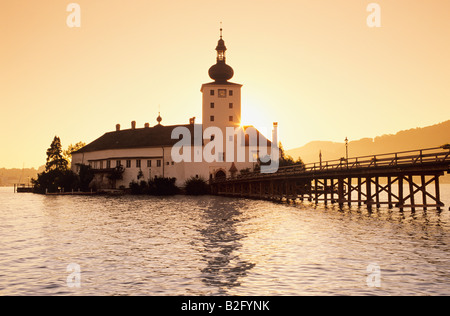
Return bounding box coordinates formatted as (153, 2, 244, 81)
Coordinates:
(1, 0, 449, 169)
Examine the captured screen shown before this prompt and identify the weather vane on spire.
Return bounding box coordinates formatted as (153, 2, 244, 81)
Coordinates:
(220, 22, 223, 39)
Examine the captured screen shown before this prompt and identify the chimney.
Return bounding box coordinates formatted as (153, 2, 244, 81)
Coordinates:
(144, 123, 150, 128)
(272, 122, 278, 146)
(131, 121, 136, 129)
(116, 124, 121, 131)
(189, 117, 196, 125)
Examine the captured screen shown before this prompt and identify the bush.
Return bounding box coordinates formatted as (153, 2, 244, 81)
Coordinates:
(129, 180, 141, 194)
(148, 177, 179, 196)
(32, 169, 79, 194)
(184, 177, 209, 195)
(130, 177, 179, 195)
(129, 180, 150, 195)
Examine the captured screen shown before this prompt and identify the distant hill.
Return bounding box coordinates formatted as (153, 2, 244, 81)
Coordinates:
(286, 120, 450, 182)
(0, 166, 45, 187)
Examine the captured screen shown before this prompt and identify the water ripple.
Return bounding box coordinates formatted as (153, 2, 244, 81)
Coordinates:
(0, 186, 450, 295)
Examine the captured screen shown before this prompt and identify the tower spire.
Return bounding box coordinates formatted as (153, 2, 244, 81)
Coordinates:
(208, 25, 234, 83)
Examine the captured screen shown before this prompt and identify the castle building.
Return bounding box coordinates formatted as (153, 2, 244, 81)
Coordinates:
(71, 30, 273, 189)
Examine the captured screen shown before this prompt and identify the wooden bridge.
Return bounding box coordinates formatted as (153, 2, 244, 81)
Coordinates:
(210, 146, 450, 211)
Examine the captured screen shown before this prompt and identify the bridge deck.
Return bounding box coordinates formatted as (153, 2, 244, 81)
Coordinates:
(210, 146, 450, 211)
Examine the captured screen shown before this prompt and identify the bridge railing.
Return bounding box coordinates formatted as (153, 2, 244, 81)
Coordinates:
(301, 146, 449, 172)
(213, 146, 450, 182)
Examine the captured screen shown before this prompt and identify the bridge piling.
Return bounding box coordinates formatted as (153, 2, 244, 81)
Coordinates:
(211, 147, 450, 212)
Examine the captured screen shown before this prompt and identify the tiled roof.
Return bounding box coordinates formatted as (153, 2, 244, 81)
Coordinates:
(74, 124, 271, 154)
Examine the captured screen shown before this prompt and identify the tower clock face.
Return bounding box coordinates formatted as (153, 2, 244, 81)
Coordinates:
(218, 89, 226, 98)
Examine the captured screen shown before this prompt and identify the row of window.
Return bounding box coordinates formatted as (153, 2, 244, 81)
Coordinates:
(210, 115, 234, 122)
(210, 102, 233, 109)
(210, 89, 233, 97)
(89, 159, 175, 170)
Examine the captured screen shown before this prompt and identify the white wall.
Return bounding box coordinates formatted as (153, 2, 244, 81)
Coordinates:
(71, 146, 182, 188)
(72, 143, 260, 189)
(202, 83, 242, 133)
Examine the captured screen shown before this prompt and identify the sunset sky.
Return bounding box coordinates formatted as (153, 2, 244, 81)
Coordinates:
(1, 0, 450, 169)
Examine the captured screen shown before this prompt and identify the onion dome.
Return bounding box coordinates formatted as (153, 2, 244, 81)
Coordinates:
(208, 28, 234, 83)
(156, 112, 162, 125)
(209, 63, 234, 83)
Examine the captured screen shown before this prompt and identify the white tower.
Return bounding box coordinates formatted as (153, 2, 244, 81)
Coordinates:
(201, 28, 242, 147)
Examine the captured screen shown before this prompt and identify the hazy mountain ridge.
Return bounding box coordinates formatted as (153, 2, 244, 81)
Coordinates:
(286, 120, 450, 163)
(286, 120, 450, 182)
(0, 167, 45, 187)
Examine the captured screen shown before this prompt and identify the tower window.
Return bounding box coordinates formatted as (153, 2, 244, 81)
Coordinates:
(210, 90, 215, 96)
(210, 102, 215, 109)
(218, 89, 226, 98)
(229, 103, 233, 109)
(229, 90, 233, 96)
(229, 116, 233, 122)
(210, 115, 215, 122)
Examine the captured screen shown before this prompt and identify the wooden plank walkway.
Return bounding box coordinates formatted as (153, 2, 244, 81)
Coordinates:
(210, 146, 450, 211)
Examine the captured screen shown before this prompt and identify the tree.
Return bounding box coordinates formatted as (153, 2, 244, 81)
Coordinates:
(278, 142, 305, 168)
(77, 164, 94, 191)
(107, 165, 125, 189)
(108, 165, 125, 181)
(46, 136, 68, 172)
(32, 136, 79, 194)
(63, 141, 86, 165)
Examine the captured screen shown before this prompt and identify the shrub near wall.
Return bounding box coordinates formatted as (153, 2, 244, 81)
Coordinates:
(129, 177, 179, 196)
(184, 177, 209, 195)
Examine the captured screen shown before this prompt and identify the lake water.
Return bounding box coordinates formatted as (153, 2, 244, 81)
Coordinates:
(1, 185, 450, 296)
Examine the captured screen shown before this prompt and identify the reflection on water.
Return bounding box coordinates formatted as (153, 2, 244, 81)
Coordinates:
(199, 199, 255, 293)
(0, 185, 449, 296)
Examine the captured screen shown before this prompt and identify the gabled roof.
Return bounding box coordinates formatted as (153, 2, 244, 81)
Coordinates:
(74, 124, 199, 154)
(74, 124, 272, 154)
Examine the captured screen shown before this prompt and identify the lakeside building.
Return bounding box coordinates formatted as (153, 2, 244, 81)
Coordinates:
(71, 30, 276, 188)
